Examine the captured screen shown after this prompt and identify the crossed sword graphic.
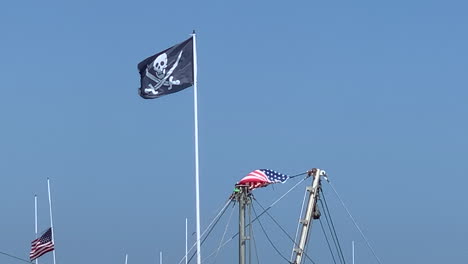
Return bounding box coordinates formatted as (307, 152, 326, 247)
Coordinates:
(144, 50, 183, 95)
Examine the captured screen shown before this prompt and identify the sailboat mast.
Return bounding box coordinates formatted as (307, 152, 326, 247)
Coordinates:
(34, 195, 38, 264)
(352, 241, 355, 264)
(47, 178, 57, 264)
(235, 185, 251, 264)
(292, 168, 324, 264)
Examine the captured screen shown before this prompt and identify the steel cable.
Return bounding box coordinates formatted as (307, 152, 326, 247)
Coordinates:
(325, 179, 383, 264)
(319, 197, 346, 264)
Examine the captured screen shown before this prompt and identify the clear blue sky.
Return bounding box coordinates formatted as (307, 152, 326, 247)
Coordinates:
(1, 0, 467, 263)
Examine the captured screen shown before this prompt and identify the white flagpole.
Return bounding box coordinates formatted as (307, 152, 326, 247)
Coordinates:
(159, 251, 162, 264)
(34, 194, 38, 264)
(125, 254, 128, 264)
(352, 241, 355, 264)
(47, 178, 56, 264)
(185, 218, 188, 264)
(191, 31, 202, 264)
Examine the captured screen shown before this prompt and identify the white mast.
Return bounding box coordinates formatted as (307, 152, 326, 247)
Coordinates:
(292, 169, 325, 264)
(191, 30, 202, 264)
(47, 178, 56, 264)
(34, 194, 38, 264)
(125, 254, 128, 264)
(352, 241, 355, 264)
(185, 218, 188, 264)
(159, 251, 162, 264)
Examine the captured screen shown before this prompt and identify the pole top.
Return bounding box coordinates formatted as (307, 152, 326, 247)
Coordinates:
(306, 168, 328, 178)
(307, 168, 317, 176)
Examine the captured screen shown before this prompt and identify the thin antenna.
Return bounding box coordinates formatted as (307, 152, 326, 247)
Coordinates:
(185, 218, 188, 264)
(34, 195, 38, 264)
(160, 251, 162, 264)
(47, 178, 57, 264)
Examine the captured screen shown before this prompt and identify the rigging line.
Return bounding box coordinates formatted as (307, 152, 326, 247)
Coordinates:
(185, 198, 233, 258)
(253, 198, 298, 248)
(320, 192, 346, 263)
(318, 218, 338, 264)
(203, 211, 262, 264)
(187, 200, 233, 264)
(320, 201, 345, 264)
(0, 251, 32, 263)
(201, 178, 308, 261)
(253, 199, 318, 264)
(325, 180, 383, 264)
(289, 171, 310, 179)
(251, 204, 292, 264)
(187, 203, 230, 264)
(291, 184, 309, 261)
(250, 218, 261, 264)
(252, 177, 308, 224)
(319, 200, 343, 264)
(212, 201, 236, 263)
(181, 198, 234, 264)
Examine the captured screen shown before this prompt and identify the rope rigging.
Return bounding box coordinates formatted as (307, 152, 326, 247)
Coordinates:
(251, 203, 291, 263)
(200, 174, 310, 263)
(319, 195, 346, 264)
(182, 169, 382, 264)
(324, 178, 383, 264)
(253, 198, 319, 264)
(320, 192, 346, 263)
(212, 201, 237, 263)
(249, 176, 310, 225)
(250, 222, 261, 264)
(180, 198, 234, 264)
(187, 200, 234, 264)
(318, 218, 338, 264)
(0, 251, 32, 264)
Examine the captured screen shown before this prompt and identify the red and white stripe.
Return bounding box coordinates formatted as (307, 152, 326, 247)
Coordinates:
(238, 170, 270, 189)
(30, 238, 54, 260)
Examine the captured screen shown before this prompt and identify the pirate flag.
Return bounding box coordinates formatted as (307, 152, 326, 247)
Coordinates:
(138, 37, 194, 99)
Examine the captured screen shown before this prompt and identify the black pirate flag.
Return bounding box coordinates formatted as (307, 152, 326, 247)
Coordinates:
(138, 37, 194, 99)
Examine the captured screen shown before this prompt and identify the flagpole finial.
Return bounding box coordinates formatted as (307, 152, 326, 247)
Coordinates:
(192, 29, 196, 34)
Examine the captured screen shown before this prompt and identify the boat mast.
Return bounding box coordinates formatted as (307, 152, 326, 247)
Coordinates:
(292, 168, 325, 264)
(234, 185, 252, 264)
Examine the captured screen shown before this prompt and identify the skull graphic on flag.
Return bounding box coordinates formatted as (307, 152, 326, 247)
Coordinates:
(138, 37, 194, 99)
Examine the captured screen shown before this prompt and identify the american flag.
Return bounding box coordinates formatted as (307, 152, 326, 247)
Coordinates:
(30, 227, 54, 261)
(238, 169, 289, 190)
